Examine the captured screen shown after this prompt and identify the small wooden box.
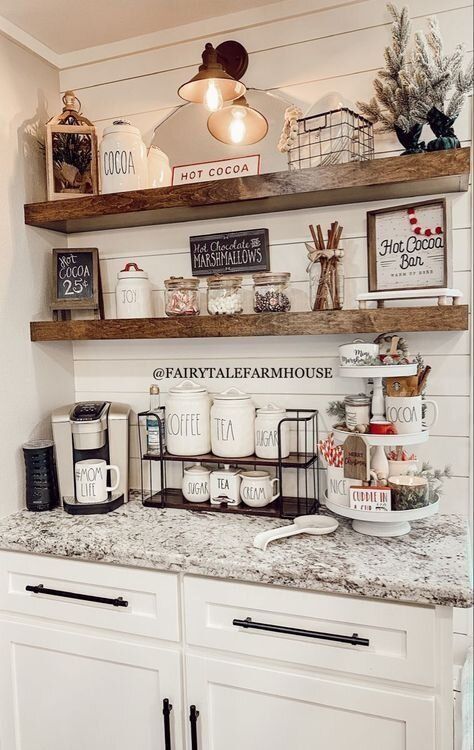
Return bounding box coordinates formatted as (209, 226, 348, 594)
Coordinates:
(350, 486, 391, 512)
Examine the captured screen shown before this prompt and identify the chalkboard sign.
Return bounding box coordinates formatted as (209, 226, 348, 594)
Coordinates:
(51, 248, 102, 319)
(189, 229, 270, 276)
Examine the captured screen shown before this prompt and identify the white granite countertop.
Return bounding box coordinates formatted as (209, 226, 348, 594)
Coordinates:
(0, 500, 471, 607)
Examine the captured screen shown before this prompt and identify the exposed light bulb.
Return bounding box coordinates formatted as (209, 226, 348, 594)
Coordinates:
(204, 80, 223, 112)
(229, 109, 247, 144)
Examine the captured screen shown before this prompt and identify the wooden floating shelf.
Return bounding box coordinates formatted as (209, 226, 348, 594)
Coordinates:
(24, 148, 470, 234)
(30, 306, 469, 342)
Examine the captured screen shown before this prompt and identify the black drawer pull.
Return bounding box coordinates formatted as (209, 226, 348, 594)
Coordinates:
(163, 698, 173, 750)
(189, 705, 199, 750)
(232, 616, 369, 647)
(25, 584, 128, 608)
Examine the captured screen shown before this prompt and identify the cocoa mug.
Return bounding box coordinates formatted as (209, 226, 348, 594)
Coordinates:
(240, 470, 279, 508)
(369, 421, 397, 435)
(385, 396, 438, 435)
(75, 459, 120, 503)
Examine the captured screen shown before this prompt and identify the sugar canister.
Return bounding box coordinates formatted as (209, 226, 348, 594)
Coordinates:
(166, 380, 211, 456)
(182, 463, 210, 503)
(115, 262, 153, 318)
(255, 403, 290, 459)
(211, 388, 255, 458)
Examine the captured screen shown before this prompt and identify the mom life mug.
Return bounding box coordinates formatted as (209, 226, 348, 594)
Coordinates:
(385, 396, 438, 435)
(75, 459, 120, 503)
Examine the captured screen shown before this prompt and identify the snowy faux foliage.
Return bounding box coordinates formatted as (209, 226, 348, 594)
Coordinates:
(412, 17, 473, 120)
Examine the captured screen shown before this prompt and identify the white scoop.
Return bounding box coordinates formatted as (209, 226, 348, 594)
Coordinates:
(253, 515, 339, 551)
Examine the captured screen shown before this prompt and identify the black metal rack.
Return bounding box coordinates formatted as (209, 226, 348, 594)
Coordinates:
(138, 408, 321, 518)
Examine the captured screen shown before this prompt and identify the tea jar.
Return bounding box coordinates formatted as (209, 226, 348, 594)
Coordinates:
(255, 403, 290, 459)
(165, 277, 200, 316)
(211, 388, 255, 458)
(99, 120, 148, 194)
(207, 275, 243, 315)
(166, 380, 211, 456)
(115, 262, 154, 318)
(210, 465, 241, 505)
(253, 272, 291, 313)
(344, 394, 371, 431)
(182, 463, 210, 503)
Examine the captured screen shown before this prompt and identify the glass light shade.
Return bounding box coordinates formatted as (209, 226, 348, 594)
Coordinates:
(207, 99, 269, 145)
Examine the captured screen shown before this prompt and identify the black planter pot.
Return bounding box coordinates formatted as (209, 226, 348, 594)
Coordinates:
(394, 124, 425, 155)
(426, 107, 460, 151)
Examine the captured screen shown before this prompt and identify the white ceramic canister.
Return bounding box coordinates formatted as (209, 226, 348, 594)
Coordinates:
(147, 145, 172, 188)
(255, 403, 290, 459)
(182, 463, 210, 503)
(115, 262, 153, 318)
(210, 465, 241, 505)
(338, 339, 379, 367)
(240, 470, 280, 508)
(100, 120, 148, 194)
(166, 380, 211, 456)
(211, 388, 255, 458)
(326, 466, 362, 507)
(387, 459, 418, 477)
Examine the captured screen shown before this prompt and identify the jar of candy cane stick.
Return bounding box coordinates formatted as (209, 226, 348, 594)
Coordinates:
(164, 277, 200, 316)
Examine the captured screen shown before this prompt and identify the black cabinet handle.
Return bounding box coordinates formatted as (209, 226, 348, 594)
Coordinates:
(163, 698, 172, 750)
(189, 705, 199, 750)
(25, 584, 128, 608)
(232, 616, 369, 647)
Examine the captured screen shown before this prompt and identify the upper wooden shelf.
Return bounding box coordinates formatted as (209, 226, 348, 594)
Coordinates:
(24, 148, 470, 234)
(30, 306, 468, 342)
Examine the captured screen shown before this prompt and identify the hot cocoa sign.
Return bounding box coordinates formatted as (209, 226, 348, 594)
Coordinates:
(367, 199, 449, 292)
(172, 155, 260, 186)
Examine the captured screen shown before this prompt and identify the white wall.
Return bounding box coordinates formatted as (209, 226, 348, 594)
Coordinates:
(0, 35, 74, 516)
(57, 0, 472, 662)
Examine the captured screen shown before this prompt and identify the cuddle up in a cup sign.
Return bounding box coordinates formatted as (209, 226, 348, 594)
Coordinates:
(367, 199, 450, 292)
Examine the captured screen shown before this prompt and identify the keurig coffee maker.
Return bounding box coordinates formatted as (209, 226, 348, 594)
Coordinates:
(52, 402, 130, 515)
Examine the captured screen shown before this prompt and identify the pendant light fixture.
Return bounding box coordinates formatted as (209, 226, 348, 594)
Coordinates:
(207, 95, 269, 145)
(178, 41, 247, 112)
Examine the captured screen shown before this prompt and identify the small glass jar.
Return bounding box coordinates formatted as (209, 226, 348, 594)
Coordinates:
(308, 255, 344, 311)
(344, 394, 371, 430)
(207, 275, 243, 315)
(253, 272, 291, 313)
(164, 277, 200, 316)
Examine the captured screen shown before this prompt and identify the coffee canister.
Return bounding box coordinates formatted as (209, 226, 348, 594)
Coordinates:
(166, 380, 211, 456)
(210, 465, 241, 505)
(99, 120, 148, 193)
(211, 388, 255, 458)
(182, 463, 210, 503)
(255, 403, 290, 459)
(115, 262, 153, 318)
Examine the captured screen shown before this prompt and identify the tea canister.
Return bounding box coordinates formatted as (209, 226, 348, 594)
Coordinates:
(115, 262, 154, 318)
(210, 465, 241, 506)
(99, 119, 148, 194)
(255, 403, 290, 459)
(211, 388, 255, 458)
(182, 463, 210, 503)
(344, 394, 371, 431)
(166, 380, 211, 456)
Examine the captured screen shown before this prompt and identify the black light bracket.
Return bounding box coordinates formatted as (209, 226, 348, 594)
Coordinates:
(216, 40, 249, 81)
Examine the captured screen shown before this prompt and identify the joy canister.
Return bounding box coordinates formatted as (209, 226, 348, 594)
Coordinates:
(166, 380, 211, 456)
(211, 388, 255, 458)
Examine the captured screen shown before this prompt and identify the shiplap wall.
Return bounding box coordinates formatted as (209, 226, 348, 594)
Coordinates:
(59, 0, 472, 659)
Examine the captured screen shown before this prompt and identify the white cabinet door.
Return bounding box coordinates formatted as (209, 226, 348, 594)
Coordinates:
(185, 655, 436, 750)
(0, 620, 183, 750)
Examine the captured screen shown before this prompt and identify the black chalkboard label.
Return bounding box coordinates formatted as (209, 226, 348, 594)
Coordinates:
(51, 248, 100, 311)
(189, 229, 270, 276)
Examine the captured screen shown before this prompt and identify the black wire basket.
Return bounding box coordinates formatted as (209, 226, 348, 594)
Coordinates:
(288, 108, 374, 170)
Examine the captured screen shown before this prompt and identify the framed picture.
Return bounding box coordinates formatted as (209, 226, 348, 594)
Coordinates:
(367, 199, 451, 292)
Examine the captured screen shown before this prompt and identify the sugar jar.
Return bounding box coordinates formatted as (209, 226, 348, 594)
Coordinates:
(182, 463, 210, 503)
(211, 388, 255, 458)
(255, 403, 290, 459)
(165, 277, 200, 316)
(115, 262, 154, 318)
(166, 380, 211, 456)
(210, 465, 241, 505)
(99, 120, 148, 194)
(207, 276, 243, 315)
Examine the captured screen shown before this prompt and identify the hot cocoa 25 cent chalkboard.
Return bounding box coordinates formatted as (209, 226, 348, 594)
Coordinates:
(51, 248, 102, 318)
(367, 199, 450, 292)
(189, 229, 270, 276)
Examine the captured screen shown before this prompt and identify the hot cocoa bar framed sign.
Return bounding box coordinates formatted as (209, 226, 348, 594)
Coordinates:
(367, 199, 451, 292)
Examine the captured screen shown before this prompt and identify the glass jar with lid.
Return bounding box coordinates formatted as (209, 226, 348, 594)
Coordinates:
(344, 394, 371, 430)
(253, 272, 291, 313)
(164, 277, 200, 316)
(207, 275, 243, 315)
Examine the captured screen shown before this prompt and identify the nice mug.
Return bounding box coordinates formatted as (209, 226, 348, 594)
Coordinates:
(327, 465, 362, 507)
(75, 459, 120, 503)
(385, 396, 438, 435)
(240, 471, 279, 508)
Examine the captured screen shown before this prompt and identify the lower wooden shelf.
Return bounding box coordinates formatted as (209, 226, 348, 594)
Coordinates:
(142, 488, 313, 518)
(30, 306, 468, 341)
(144, 451, 317, 470)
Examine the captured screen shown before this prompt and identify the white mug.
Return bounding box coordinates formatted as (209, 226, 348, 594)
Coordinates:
(326, 465, 362, 507)
(385, 396, 438, 435)
(387, 459, 418, 477)
(75, 459, 120, 504)
(240, 471, 279, 508)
